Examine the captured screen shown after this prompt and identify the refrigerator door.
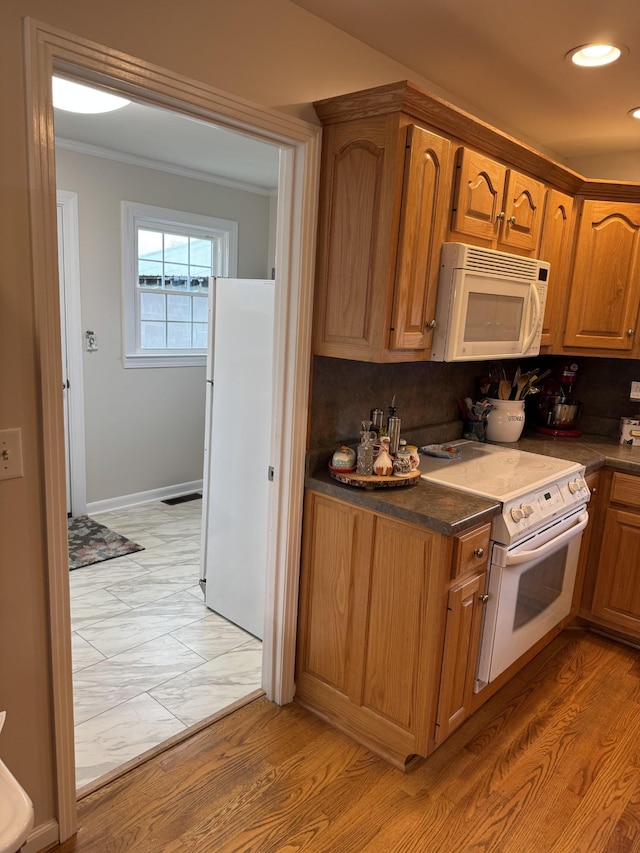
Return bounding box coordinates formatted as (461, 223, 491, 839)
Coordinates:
(200, 278, 275, 639)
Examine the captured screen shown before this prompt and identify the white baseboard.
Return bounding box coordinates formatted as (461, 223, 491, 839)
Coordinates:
(22, 818, 59, 853)
(86, 480, 203, 516)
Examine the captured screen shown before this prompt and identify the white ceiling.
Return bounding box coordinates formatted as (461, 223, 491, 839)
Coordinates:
(54, 1, 639, 185)
(290, 0, 640, 165)
(54, 100, 281, 192)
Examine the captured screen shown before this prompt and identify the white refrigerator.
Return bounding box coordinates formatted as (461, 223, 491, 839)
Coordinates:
(199, 277, 275, 640)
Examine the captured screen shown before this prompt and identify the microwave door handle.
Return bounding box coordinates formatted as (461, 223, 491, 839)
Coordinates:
(504, 511, 589, 566)
(521, 283, 542, 353)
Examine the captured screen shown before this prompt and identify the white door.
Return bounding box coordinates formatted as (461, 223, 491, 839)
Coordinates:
(200, 278, 275, 639)
(56, 191, 87, 517)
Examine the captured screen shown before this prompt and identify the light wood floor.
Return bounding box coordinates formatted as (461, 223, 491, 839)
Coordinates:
(52, 628, 640, 852)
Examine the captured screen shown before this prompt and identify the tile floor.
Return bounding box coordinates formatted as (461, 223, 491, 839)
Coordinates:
(69, 497, 262, 789)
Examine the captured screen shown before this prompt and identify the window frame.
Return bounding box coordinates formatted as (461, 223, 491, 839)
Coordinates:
(122, 201, 238, 368)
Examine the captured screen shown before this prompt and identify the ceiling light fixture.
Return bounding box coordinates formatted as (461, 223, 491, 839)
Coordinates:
(628, 107, 640, 120)
(52, 76, 131, 114)
(566, 43, 626, 67)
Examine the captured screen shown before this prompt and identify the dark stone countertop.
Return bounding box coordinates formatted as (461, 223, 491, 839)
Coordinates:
(305, 433, 640, 538)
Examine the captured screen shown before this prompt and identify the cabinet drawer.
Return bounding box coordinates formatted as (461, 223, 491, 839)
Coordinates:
(452, 523, 491, 580)
(610, 472, 640, 509)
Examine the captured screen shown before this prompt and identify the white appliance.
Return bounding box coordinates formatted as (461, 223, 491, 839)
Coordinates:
(420, 442, 590, 690)
(199, 278, 275, 639)
(430, 242, 549, 362)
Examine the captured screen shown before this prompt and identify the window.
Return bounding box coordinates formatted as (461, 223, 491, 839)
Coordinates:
(122, 202, 238, 367)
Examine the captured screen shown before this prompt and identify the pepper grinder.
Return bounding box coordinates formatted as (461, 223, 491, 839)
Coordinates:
(388, 415, 401, 455)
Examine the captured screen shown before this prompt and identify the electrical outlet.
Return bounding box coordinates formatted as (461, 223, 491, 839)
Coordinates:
(0, 428, 24, 481)
(631, 381, 640, 401)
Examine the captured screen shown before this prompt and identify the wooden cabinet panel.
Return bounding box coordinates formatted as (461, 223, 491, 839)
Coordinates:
(390, 125, 453, 351)
(564, 201, 640, 351)
(295, 490, 452, 767)
(539, 189, 575, 349)
(313, 114, 452, 362)
(451, 148, 506, 242)
(591, 507, 640, 635)
(452, 522, 490, 580)
(610, 471, 640, 509)
(500, 168, 546, 252)
(435, 572, 486, 744)
(297, 492, 373, 699)
(450, 147, 545, 254)
(362, 516, 436, 730)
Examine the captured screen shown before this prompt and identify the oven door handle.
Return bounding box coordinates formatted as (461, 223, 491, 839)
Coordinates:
(504, 511, 589, 566)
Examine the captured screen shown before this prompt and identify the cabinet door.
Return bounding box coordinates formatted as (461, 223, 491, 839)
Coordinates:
(590, 507, 640, 636)
(451, 148, 506, 243)
(390, 125, 453, 352)
(538, 189, 575, 349)
(499, 169, 545, 252)
(564, 201, 640, 351)
(296, 492, 373, 701)
(435, 572, 486, 744)
(313, 115, 404, 361)
(362, 515, 449, 753)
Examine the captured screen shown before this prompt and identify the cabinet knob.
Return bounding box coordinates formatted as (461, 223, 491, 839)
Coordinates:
(508, 215, 516, 225)
(627, 329, 635, 337)
(425, 319, 436, 330)
(479, 593, 489, 603)
(473, 547, 485, 558)
(496, 211, 505, 222)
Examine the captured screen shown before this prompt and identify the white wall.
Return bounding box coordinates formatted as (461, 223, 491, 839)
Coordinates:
(55, 147, 273, 503)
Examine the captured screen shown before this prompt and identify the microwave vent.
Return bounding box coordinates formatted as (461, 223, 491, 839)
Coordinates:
(463, 245, 542, 281)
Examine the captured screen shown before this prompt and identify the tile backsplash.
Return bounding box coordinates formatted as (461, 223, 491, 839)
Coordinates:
(308, 354, 640, 451)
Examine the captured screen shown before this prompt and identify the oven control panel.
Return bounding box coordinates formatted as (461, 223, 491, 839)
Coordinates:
(495, 473, 590, 544)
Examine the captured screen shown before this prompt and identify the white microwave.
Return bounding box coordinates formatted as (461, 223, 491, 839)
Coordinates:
(430, 242, 549, 362)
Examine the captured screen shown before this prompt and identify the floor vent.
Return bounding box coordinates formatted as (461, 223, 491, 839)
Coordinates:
(162, 493, 202, 506)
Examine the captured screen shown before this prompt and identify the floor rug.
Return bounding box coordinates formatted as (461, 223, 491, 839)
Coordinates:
(68, 515, 144, 570)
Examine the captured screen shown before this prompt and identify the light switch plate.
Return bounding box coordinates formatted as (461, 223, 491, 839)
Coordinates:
(631, 381, 640, 401)
(0, 428, 24, 481)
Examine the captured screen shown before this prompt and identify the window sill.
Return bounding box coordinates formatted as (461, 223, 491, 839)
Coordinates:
(123, 353, 206, 369)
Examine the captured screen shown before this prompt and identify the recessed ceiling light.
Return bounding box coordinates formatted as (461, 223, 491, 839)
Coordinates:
(566, 43, 627, 67)
(628, 107, 640, 120)
(52, 76, 131, 114)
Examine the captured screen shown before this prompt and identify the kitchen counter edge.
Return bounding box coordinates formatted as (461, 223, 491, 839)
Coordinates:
(305, 435, 640, 538)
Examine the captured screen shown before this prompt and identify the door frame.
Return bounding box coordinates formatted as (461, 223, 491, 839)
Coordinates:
(56, 189, 87, 517)
(23, 18, 320, 842)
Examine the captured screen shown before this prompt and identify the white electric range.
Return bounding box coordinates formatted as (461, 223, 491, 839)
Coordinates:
(419, 440, 589, 545)
(420, 440, 591, 690)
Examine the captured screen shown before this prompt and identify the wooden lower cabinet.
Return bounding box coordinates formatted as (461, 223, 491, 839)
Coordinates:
(588, 472, 640, 638)
(295, 490, 490, 769)
(434, 570, 486, 744)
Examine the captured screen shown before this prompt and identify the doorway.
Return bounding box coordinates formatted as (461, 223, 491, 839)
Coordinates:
(25, 18, 320, 842)
(55, 85, 278, 794)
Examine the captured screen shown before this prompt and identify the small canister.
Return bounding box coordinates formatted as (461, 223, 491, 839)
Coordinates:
(370, 408, 384, 433)
(393, 446, 412, 477)
(405, 444, 420, 470)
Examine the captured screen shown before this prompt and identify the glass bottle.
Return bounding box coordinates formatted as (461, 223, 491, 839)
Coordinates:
(356, 420, 374, 476)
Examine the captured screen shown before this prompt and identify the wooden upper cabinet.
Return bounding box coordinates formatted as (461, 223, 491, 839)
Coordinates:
(563, 200, 640, 352)
(313, 114, 452, 362)
(538, 189, 576, 349)
(450, 148, 545, 254)
(390, 125, 453, 351)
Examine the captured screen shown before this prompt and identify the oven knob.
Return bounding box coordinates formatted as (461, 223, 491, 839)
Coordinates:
(568, 478, 586, 494)
(521, 503, 534, 517)
(510, 507, 525, 522)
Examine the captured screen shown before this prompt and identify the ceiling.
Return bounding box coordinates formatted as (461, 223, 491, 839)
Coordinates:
(54, 0, 639, 185)
(289, 0, 640, 166)
(54, 100, 282, 192)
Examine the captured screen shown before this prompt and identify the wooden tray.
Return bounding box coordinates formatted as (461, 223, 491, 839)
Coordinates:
(329, 468, 420, 490)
